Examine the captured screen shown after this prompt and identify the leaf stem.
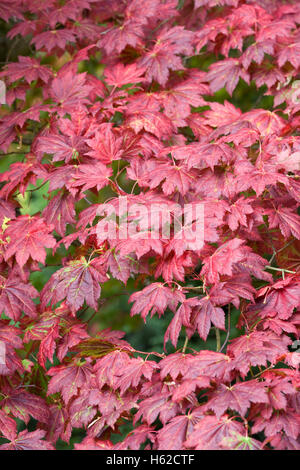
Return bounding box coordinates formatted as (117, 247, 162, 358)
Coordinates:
(265, 266, 296, 274)
(182, 334, 189, 354)
(219, 304, 231, 353)
(215, 328, 221, 352)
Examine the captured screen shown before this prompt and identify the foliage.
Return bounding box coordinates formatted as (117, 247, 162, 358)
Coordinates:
(0, 0, 299, 451)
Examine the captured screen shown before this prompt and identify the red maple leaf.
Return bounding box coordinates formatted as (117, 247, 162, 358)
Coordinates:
(68, 162, 112, 196)
(0, 274, 38, 321)
(184, 415, 244, 450)
(192, 296, 226, 341)
(0, 55, 53, 84)
(4, 215, 56, 268)
(104, 63, 145, 88)
(49, 70, 92, 113)
(41, 256, 107, 313)
(42, 192, 76, 237)
(31, 28, 76, 53)
(114, 357, 159, 394)
(47, 360, 94, 404)
(129, 283, 185, 320)
(207, 59, 250, 95)
(200, 238, 246, 284)
(0, 386, 49, 424)
(204, 380, 269, 417)
(157, 413, 198, 450)
(0, 429, 54, 450)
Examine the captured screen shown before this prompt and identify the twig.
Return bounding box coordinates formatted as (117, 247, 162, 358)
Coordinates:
(265, 266, 296, 274)
(219, 304, 231, 353)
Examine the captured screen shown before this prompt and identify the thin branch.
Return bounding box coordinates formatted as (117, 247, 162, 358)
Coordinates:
(265, 265, 296, 274)
(219, 304, 231, 353)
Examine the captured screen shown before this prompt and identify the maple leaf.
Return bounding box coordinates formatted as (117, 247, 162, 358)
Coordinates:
(46, 165, 76, 192)
(209, 274, 256, 308)
(42, 192, 76, 237)
(0, 321, 23, 376)
(187, 351, 232, 382)
(129, 283, 185, 320)
(256, 19, 294, 42)
(85, 124, 124, 164)
(243, 109, 285, 136)
(171, 141, 237, 170)
(31, 28, 76, 53)
(277, 40, 300, 69)
(137, 27, 193, 87)
(192, 296, 226, 341)
(134, 393, 179, 426)
(47, 2, 80, 28)
(266, 206, 300, 239)
(204, 380, 269, 417)
(164, 297, 199, 348)
(220, 431, 263, 450)
(114, 357, 159, 394)
(225, 197, 254, 231)
(262, 318, 298, 336)
(0, 409, 17, 441)
(262, 373, 296, 410)
(41, 256, 106, 313)
(4, 215, 56, 268)
(0, 2, 23, 22)
(68, 162, 112, 196)
(160, 352, 194, 381)
(94, 350, 132, 389)
(32, 319, 60, 369)
(0, 274, 38, 321)
(142, 160, 197, 196)
(126, 109, 175, 139)
(0, 386, 50, 424)
(36, 133, 85, 163)
(204, 100, 242, 127)
(0, 56, 53, 84)
(0, 429, 54, 450)
(104, 63, 145, 88)
(200, 238, 246, 284)
(49, 70, 92, 113)
(234, 247, 273, 283)
(0, 160, 47, 199)
(171, 376, 211, 403)
(158, 78, 209, 125)
(184, 415, 244, 450)
(228, 331, 291, 377)
(74, 437, 114, 450)
(57, 321, 89, 362)
(0, 199, 15, 224)
(97, 21, 144, 55)
(47, 361, 94, 404)
(114, 425, 155, 450)
(207, 59, 250, 95)
(241, 40, 274, 69)
(157, 414, 196, 450)
(267, 433, 300, 451)
(45, 404, 72, 444)
(252, 408, 300, 440)
(257, 275, 300, 319)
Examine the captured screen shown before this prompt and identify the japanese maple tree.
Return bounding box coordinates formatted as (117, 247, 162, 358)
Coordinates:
(0, 0, 299, 451)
